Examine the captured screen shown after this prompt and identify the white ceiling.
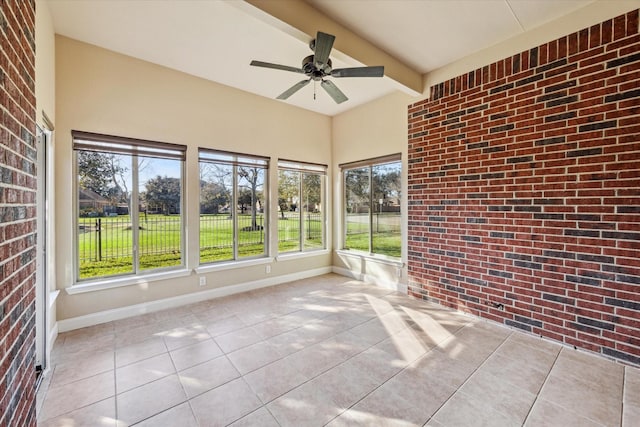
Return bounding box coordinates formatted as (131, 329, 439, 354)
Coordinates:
(47, 0, 597, 116)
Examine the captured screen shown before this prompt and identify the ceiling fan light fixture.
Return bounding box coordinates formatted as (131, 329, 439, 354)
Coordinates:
(249, 31, 384, 104)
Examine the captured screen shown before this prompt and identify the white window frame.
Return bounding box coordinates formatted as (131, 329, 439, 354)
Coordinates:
(340, 153, 402, 258)
(198, 148, 270, 265)
(277, 159, 327, 254)
(72, 130, 186, 282)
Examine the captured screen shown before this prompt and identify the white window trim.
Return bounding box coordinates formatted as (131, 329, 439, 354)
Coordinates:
(198, 148, 270, 265)
(340, 154, 402, 258)
(195, 256, 274, 274)
(276, 248, 330, 262)
(73, 131, 186, 283)
(335, 249, 404, 267)
(66, 268, 192, 294)
(277, 159, 327, 255)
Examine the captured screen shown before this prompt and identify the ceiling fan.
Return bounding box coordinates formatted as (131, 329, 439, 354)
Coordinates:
(250, 31, 384, 104)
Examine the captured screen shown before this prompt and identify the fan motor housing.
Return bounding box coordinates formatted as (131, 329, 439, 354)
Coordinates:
(302, 55, 331, 79)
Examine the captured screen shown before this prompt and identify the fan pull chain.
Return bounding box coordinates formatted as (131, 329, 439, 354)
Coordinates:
(314, 80, 317, 100)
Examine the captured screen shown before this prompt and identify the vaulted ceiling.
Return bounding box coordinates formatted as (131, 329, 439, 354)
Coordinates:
(48, 0, 599, 116)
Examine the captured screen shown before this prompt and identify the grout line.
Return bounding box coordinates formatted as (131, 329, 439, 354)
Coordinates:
(520, 346, 563, 426)
(113, 350, 118, 423)
(424, 329, 514, 426)
(620, 366, 626, 427)
(322, 317, 486, 426)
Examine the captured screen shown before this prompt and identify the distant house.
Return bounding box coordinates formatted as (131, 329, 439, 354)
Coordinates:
(78, 188, 109, 214)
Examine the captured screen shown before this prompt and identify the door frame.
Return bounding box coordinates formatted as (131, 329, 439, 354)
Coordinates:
(35, 116, 55, 384)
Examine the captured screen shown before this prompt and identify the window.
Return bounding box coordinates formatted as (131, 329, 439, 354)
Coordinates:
(199, 149, 268, 264)
(342, 154, 401, 258)
(278, 160, 327, 253)
(73, 131, 186, 281)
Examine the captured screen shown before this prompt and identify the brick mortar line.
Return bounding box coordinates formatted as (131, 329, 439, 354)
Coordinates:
(0, 96, 38, 137)
(0, 251, 37, 282)
(0, 58, 37, 115)
(2, 2, 37, 70)
(0, 74, 37, 113)
(0, 292, 37, 371)
(0, 57, 37, 101)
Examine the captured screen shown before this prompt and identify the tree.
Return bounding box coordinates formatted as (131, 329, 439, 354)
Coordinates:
(237, 188, 252, 214)
(77, 151, 128, 201)
(144, 175, 181, 215)
(200, 180, 229, 214)
(278, 170, 299, 218)
(302, 173, 321, 212)
(345, 167, 370, 213)
(373, 164, 401, 212)
(238, 167, 264, 230)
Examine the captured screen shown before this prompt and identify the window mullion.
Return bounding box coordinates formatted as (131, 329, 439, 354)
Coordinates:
(298, 172, 304, 252)
(368, 166, 373, 254)
(232, 166, 239, 260)
(132, 156, 140, 273)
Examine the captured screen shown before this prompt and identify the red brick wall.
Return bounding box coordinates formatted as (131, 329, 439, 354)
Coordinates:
(408, 10, 640, 366)
(0, 0, 38, 425)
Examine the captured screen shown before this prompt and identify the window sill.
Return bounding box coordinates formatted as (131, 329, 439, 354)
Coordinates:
(66, 268, 192, 295)
(276, 249, 330, 262)
(49, 289, 60, 308)
(195, 257, 274, 274)
(335, 249, 404, 267)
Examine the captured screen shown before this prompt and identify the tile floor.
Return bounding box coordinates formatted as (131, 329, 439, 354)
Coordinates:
(37, 274, 639, 426)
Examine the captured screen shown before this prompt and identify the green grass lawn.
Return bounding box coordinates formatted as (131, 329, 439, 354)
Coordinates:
(78, 213, 327, 279)
(78, 212, 399, 279)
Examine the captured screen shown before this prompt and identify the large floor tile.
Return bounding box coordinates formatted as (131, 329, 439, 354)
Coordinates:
(344, 365, 455, 427)
(267, 381, 343, 427)
(623, 366, 640, 427)
(116, 353, 176, 393)
(214, 326, 263, 353)
(228, 407, 280, 427)
(159, 324, 211, 351)
(524, 398, 603, 427)
(189, 378, 262, 426)
(327, 408, 419, 427)
(431, 390, 520, 427)
(169, 338, 223, 371)
(227, 340, 283, 374)
(39, 397, 117, 427)
(177, 355, 240, 398)
(244, 357, 309, 403)
(538, 368, 623, 426)
(472, 352, 551, 395)
(459, 368, 537, 425)
(133, 402, 198, 427)
(50, 350, 114, 388)
(115, 337, 167, 367)
(39, 371, 115, 422)
(116, 374, 186, 425)
(204, 314, 246, 337)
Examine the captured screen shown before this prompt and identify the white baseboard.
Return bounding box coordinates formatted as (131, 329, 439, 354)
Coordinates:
(58, 267, 332, 333)
(48, 322, 59, 350)
(332, 266, 408, 294)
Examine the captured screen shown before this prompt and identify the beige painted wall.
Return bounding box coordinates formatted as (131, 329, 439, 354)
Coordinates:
(35, 0, 55, 126)
(55, 36, 331, 320)
(35, 0, 58, 349)
(331, 91, 413, 286)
